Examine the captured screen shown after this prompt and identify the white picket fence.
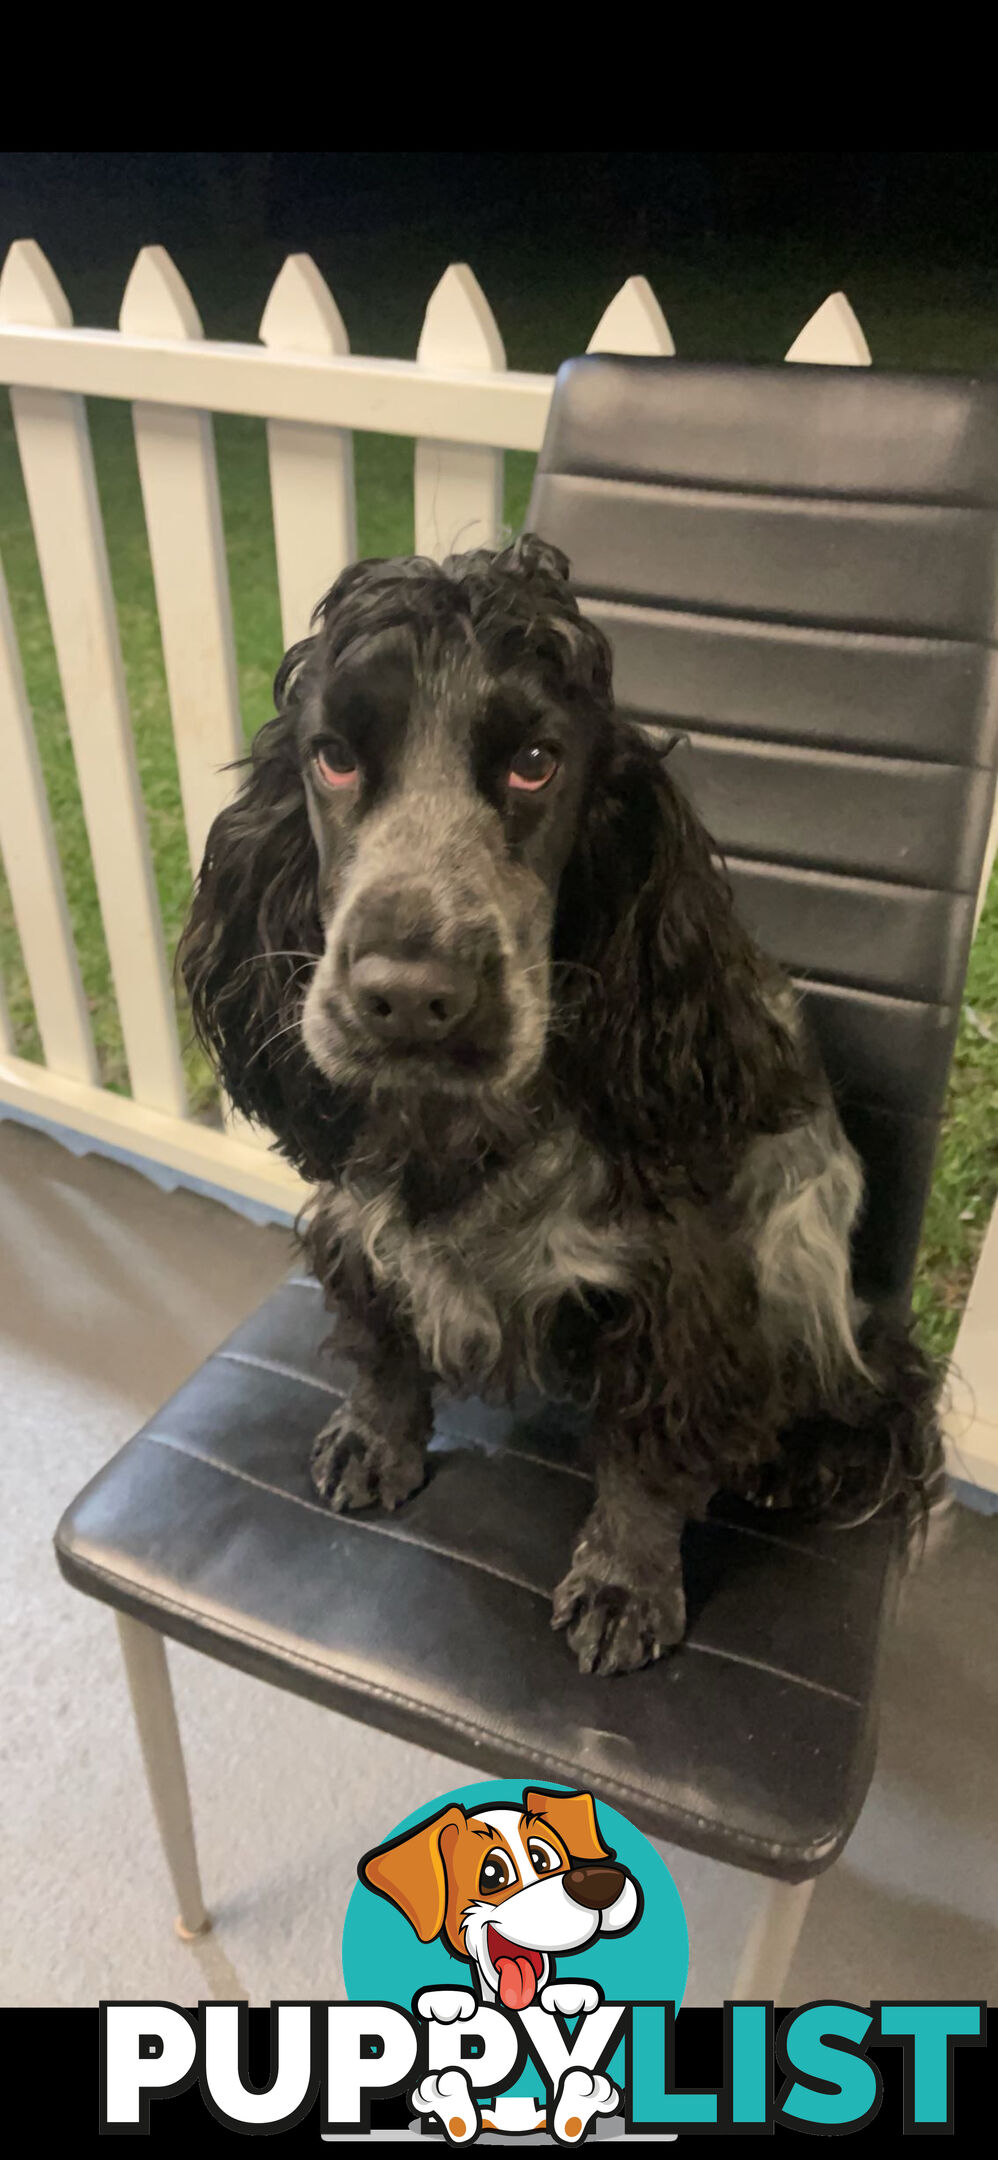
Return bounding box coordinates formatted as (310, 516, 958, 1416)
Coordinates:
(0, 239, 876, 1215)
(0, 237, 995, 1496)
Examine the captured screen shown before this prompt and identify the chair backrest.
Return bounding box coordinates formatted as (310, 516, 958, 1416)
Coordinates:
(529, 356, 998, 1309)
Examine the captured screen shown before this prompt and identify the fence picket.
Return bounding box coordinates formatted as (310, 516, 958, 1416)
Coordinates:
(0, 556, 97, 1081)
(414, 265, 506, 561)
(0, 240, 187, 1117)
(260, 255, 358, 648)
(120, 248, 245, 876)
(785, 292, 871, 365)
(588, 276, 675, 356)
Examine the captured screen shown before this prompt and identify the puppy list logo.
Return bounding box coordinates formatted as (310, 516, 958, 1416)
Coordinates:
(343, 1776, 687, 2141)
(98, 1776, 987, 2140)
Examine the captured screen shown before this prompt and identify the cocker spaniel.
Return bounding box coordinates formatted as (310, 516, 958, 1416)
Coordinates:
(179, 535, 942, 1676)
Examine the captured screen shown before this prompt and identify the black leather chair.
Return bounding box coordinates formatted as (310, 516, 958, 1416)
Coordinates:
(55, 358, 998, 1996)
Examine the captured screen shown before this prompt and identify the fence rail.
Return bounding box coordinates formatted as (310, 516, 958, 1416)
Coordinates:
(1, 237, 995, 1494)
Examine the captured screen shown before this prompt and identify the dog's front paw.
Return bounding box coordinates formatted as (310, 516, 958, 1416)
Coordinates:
(410, 2068, 480, 2145)
(540, 1980, 602, 2018)
(553, 2067, 618, 2143)
(309, 1405, 425, 1514)
(552, 1566, 686, 1676)
(415, 1987, 478, 2024)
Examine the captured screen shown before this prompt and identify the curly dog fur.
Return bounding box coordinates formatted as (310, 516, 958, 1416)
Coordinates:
(179, 535, 943, 1675)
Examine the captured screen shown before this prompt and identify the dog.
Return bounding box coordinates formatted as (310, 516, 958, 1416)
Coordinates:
(361, 1785, 641, 2010)
(179, 534, 942, 1676)
(361, 1786, 639, 2138)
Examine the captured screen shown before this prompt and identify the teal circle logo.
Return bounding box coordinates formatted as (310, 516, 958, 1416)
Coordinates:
(343, 1775, 688, 2011)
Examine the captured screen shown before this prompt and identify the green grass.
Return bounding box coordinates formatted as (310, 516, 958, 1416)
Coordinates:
(911, 874, 998, 1360)
(0, 236, 995, 1353)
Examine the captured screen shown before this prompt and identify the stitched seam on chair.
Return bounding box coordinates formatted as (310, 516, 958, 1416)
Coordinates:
(586, 589, 998, 660)
(714, 834, 984, 899)
(705, 1511, 885, 1580)
(720, 853, 978, 904)
(571, 580, 991, 651)
(438, 1435, 592, 1483)
(218, 1349, 893, 1542)
(657, 725, 980, 782)
(151, 1405, 877, 1579)
(144, 1432, 555, 1599)
(791, 979, 953, 1019)
(583, 591, 989, 639)
(790, 976, 954, 1015)
(64, 1548, 857, 1870)
(217, 1352, 594, 1485)
(219, 1349, 347, 1398)
(168, 1361, 885, 1573)
(144, 1429, 345, 1519)
(722, 850, 979, 906)
(791, 978, 955, 1021)
(627, 710, 997, 774)
(549, 466, 998, 516)
(736, 860, 972, 905)
(135, 1433, 867, 1694)
(685, 1637, 859, 1706)
(724, 850, 977, 904)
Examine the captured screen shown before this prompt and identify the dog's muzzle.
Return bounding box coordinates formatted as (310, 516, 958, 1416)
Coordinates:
(337, 878, 507, 1065)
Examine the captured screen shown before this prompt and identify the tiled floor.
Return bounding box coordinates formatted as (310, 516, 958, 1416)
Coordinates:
(2, 1118, 995, 2007)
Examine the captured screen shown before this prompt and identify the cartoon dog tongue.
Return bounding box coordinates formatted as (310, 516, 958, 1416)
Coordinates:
(488, 1930, 543, 2009)
(496, 1955, 537, 2010)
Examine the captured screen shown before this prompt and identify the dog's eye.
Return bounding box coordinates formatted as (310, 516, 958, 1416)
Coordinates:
(479, 1849, 516, 1893)
(527, 1838, 560, 1875)
(508, 742, 560, 792)
(314, 739, 358, 789)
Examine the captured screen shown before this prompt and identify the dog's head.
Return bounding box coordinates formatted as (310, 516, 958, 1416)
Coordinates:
(179, 537, 805, 1189)
(292, 538, 611, 1106)
(359, 1787, 641, 2010)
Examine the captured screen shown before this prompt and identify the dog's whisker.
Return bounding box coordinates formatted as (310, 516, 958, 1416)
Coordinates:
(243, 1011, 306, 1072)
(225, 948, 319, 986)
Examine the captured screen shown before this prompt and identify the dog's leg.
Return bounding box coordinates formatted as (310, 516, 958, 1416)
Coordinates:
(552, 1442, 707, 1677)
(553, 1211, 784, 1675)
(310, 1304, 432, 1515)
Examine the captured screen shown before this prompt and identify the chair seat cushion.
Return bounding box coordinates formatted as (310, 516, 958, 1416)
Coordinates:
(55, 1276, 902, 1882)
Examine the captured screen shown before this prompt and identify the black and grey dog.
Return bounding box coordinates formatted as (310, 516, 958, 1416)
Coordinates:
(179, 535, 941, 1676)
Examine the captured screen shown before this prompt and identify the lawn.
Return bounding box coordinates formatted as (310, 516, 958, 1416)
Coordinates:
(0, 231, 995, 1358)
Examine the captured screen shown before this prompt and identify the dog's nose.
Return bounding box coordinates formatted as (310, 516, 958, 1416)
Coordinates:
(350, 952, 477, 1046)
(563, 1865, 627, 1911)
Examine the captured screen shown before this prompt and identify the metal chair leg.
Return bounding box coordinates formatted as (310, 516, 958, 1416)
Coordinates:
(731, 1876, 814, 1999)
(116, 1613, 211, 1939)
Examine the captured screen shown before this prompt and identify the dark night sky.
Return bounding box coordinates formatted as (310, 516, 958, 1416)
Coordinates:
(3, 152, 998, 264)
(2, 153, 996, 370)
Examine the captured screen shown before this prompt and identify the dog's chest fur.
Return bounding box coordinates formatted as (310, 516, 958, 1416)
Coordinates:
(316, 1120, 640, 1395)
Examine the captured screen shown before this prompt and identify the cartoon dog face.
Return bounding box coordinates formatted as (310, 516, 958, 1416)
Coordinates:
(359, 1787, 641, 2010)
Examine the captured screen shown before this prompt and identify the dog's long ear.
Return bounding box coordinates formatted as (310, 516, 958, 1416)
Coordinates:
(551, 725, 810, 1204)
(523, 1788, 611, 1863)
(177, 642, 350, 1177)
(359, 1806, 467, 1942)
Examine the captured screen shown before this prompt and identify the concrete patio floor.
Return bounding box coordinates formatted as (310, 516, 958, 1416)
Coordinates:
(2, 1117, 995, 2008)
